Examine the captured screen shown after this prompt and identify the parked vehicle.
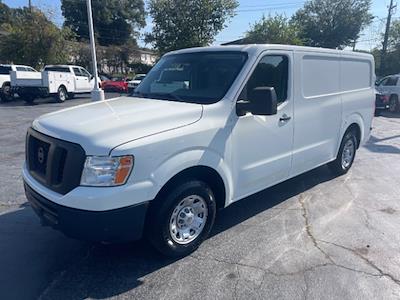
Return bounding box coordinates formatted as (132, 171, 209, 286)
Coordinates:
(0, 64, 37, 102)
(23, 45, 375, 257)
(128, 73, 146, 94)
(375, 74, 400, 113)
(102, 77, 129, 93)
(11, 65, 99, 103)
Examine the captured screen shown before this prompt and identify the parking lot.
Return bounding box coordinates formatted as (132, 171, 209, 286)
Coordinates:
(0, 96, 399, 299)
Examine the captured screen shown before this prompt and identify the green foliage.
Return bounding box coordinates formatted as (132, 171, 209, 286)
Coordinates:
(128, 62, 153, 74)
(244, 14, 303, 45)
(292, 0, 373, 49)
(373, 20, 400, 76)
(0, 0, 11, 25)
(0, 7, 72, 68)
(387, 20, 400, 51)
(61, 0, 145, 46)
(145, 0, 238, 55)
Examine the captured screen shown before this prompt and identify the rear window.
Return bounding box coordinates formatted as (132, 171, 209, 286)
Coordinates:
(43, 66, 70, 73)
(0, 66, 12, 75)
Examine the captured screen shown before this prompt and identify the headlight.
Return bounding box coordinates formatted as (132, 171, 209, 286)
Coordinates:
(80, 155, 134, 187)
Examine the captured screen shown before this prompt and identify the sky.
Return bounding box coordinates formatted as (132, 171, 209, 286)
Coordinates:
(3, 0, 392, 51)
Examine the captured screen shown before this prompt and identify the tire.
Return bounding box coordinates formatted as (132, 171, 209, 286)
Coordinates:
(328, 130, 357, 175)
(146, 180, 216, 257)
(55, 86, 67, 103)
(0, 84, 13, 102)
(389, 95, 400, 113)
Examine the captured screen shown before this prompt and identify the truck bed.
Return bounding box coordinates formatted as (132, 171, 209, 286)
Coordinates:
(10, 71, 42, 87)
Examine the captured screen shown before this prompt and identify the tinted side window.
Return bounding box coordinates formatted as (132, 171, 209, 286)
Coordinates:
(0, 66, 12, 75)
(385, 77, 398, 86)
(73, 67, 82, 76)
(16, 67, 28, 71)
(80, 68, 91, 77)
(378, 78, 389, 86)
(44, 67, 70, 73)
(241, 55, 288, 104)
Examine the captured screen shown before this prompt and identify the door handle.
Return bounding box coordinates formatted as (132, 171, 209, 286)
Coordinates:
(279, 114, 291, 122)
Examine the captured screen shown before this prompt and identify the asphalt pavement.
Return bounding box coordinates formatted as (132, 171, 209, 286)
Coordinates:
(0, 95, 399, 299)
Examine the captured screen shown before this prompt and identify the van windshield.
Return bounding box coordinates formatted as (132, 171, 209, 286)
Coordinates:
(133, 51, 248, 104)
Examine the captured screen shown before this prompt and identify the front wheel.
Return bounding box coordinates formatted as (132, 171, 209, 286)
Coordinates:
(146, 180, 216, 257)
(328, 130, 357, 175)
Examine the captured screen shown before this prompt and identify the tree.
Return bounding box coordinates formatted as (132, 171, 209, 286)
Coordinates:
(61, 0, 145, 46)
(145, 0, 238, 54)
(374, 19, 400, 76)
(0, 0, 11, 25)
(292, 0, 373, 49)
(0, 7, 72, 68)
(244, 14, 303, 45)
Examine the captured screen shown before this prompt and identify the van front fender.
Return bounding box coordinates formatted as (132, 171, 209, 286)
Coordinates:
(149, 149, 233, 207)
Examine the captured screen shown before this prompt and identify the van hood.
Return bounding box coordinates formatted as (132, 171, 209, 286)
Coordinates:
(33, 96, 203, 155)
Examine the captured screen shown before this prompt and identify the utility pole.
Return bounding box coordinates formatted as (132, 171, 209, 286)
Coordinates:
(381, 0, 397, 74)
(86, 0, 104, 101)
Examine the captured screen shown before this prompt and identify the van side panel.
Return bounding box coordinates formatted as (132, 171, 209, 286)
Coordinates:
(339, 54, 374, 148)
(291, 52, 342, 177)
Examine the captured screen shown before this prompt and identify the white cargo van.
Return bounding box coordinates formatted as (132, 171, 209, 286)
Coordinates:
(23, 45, 375, 257)
(11, 65, 98, 103)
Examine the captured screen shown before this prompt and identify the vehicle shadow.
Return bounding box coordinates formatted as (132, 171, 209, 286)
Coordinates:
(364, 134, 400, 154)
(0, 165, 336, 299)
(376, 111, 400, 119)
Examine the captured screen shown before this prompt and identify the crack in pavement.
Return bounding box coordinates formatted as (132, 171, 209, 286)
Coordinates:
(318, 239, 400, 287)
(298, 193, 334, 264)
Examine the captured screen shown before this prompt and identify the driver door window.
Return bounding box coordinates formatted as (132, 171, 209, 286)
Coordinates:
(239, 55, 289, 105)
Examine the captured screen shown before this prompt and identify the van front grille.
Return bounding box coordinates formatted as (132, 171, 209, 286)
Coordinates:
(26, 128, 86, 195)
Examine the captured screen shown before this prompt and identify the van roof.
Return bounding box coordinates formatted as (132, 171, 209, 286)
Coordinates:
(167, 44, 373, 59)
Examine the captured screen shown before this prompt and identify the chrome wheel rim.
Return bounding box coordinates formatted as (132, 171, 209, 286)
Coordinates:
(169, 195, 208, 244)
(341, 139, 355, 169)
(59, 89, 66, 101)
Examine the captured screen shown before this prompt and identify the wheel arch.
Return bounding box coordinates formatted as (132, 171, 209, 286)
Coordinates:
(152, 165, 227, 211)
(340, 114, 364, 149)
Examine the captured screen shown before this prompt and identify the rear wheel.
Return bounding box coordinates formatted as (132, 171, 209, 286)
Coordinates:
(0, 84, 13, 102)
(389, 95, 400, 113)
(146, 180, 216, 257)
(328, 130, 357, 175)
(55, 86, 67, 103)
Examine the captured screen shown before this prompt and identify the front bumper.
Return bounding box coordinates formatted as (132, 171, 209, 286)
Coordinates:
(24, 182, 149, 243)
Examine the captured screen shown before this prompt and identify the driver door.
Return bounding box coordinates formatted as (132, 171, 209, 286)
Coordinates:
(231, 51, 294, 201)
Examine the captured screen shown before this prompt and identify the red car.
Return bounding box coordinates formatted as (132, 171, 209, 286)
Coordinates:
(101, 77, 129, 93)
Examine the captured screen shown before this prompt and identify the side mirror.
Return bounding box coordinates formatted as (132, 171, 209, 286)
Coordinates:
(236, 87, 278, 116)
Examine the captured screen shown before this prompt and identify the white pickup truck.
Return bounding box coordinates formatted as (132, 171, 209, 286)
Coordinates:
(11, 65, 98, 103)
(0, 64, 38, 102)
(23, 45, 374, 257)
